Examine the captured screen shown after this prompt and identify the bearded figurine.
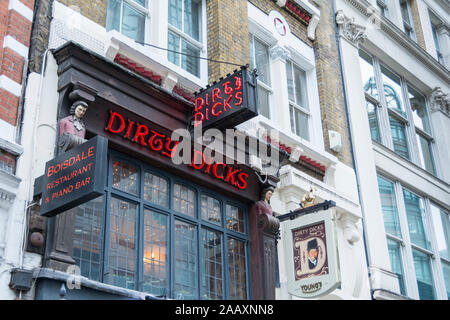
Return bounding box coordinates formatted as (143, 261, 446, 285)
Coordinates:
(58, 100, 88, 153)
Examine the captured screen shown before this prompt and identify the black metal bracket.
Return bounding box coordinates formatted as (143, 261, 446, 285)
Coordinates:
(277, 200, 336, 222)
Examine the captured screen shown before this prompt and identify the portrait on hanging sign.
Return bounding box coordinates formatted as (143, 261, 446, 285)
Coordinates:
(292, 221, 328, 281)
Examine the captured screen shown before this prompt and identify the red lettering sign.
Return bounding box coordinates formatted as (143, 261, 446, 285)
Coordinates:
(105, 110, 179, 159)
(104, 110, 248, 190)
(193, 71, 245, 128)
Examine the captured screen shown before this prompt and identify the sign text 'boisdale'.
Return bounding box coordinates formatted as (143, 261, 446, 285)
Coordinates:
(40, 135, 108, 217)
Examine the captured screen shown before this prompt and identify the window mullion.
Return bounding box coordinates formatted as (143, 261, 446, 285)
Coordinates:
(196, 223, 202, 299)
(401, 77, 421, 166)
(101, 187, 112, 284)
(169, 212, 175, 299)
(119, 1, 124, 34)
(424, 98, 442, 178)
(373, 57, 393, 149)
(422, 198, 446, 299)
(394, 181, 418, 299)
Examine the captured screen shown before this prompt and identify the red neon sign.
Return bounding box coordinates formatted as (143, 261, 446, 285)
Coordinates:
(192, 67, 258, 130)
(194, 76, 243, 127)
(190, 150, 248, 190)
(104, 110, 249, 190)
(105, 110, 178, 158)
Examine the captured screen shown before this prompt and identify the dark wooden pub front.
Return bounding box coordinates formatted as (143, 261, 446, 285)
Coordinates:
(34, 42, 279, 300)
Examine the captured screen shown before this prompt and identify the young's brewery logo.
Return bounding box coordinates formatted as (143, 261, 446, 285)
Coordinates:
(301, 282, 323, 294)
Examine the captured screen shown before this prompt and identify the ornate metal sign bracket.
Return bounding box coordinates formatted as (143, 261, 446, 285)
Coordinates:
(278, 200, 336, 222)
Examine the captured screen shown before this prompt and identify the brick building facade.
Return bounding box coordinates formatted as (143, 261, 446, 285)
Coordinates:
(0, 0, 40, 301)
(5, 0, 448, 301)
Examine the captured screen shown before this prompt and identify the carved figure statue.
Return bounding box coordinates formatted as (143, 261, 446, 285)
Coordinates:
(58, 100, 88, 153)
(254, 186, 275, 216)
(301, 186, 317, 208)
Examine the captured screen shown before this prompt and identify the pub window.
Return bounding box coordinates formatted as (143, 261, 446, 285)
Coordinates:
(286, 60, 310, 141)
(167, 0, 203, 77)
(358, 50, 439, 176)
(249, 33, 272, 119)
(376, 175, 449, 299)
(71, 153, 249, 300)
(106, 0, 149, 43)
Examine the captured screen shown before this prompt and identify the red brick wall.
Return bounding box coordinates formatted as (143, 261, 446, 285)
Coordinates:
(0, 0, 34, 127)
(0, 0, 34, 174)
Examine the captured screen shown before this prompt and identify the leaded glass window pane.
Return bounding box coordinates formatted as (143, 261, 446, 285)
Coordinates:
(381, 65, 405, 116)
(143, 209, 168, 296)
(174, 220, 198, 299)
(359, 50, 379, 100)
(174, 184, 195, 217)
(389, 116, 409, 160)
(413, 249, 435, 300)
(112, 160, 138, 195)
(228, 238, 247, 299)
(181, 39, 200, 77)
(403, 189, 430, 250)
(73, 196, 104, 282)
(168, 30, 180, 66)
(416, 133, 435, 175)
(144, 172, 169, 207)
(201, 195, 221, 225)
(387, 239, 406, 296)
(201, 229, 223, 300)
(168, 0, 182, 30)
(226, 205, 244, 233)
(366, 101, 380, 142)
(430, 204, 450, 261)
(106, 198, 137, 290)
(377, 176, 402, 237)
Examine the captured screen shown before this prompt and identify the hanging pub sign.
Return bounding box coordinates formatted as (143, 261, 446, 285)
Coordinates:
(282, 208, 340, 298)
(40, 135, 108, 217)
(193, 66, 258, 130)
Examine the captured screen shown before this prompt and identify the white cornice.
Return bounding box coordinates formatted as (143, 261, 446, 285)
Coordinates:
(343, 0, 450, 84)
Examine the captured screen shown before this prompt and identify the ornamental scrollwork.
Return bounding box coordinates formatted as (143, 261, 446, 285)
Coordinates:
(336, 10, 367, 47)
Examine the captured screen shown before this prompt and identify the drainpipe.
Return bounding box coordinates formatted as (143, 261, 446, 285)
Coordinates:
(331, 0, 374, 299)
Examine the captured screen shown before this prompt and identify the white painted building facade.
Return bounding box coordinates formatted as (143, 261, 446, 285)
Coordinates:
(7, 0, 373, 300)
(335, 0, 450, 300)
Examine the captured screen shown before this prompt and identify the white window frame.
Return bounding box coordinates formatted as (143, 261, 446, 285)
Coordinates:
(247, 2, 324, 150)
(167, 0, 205, 78)
(377, 174, 449, 300)
(359, 49, 440, 178)
(429, 12, 446, 67)
(249, 32, 274, 120)
(286, 59, 311, 140)
(377, 0, 389, 18)
(106, 0, 151, 44)
(399, 0, 416, 41)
